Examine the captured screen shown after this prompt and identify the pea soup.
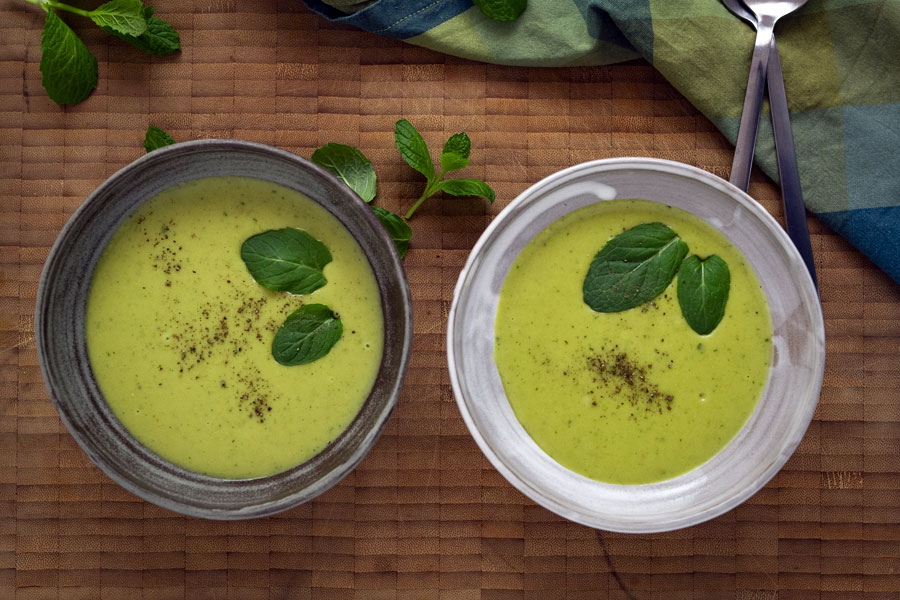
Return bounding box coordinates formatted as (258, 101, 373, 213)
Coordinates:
(86, 176, 383, 479)
(494, 199, 772, 484)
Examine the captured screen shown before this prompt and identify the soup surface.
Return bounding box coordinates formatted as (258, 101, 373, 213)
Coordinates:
(86, 176, 384, 479)
(494, 199, 772, 484)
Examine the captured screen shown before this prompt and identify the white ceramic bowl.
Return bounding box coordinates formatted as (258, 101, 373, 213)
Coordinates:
(447, 158, 825, 533)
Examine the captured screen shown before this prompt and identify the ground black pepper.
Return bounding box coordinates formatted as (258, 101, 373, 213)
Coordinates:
(585, 346, 674, 418)
(143, 218, 286, 423)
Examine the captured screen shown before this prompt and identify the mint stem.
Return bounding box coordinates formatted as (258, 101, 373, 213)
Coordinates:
(405, 190, 430, 220)
(405, 168, 445, 219)
(24, 0, 91, 17)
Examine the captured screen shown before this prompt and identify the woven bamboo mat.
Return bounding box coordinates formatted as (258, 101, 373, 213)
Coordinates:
(2, 1, 899, 598)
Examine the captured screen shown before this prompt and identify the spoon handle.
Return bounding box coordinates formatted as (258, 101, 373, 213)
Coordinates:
(730, 23, 774, 191)
(766, 40, 818, 290)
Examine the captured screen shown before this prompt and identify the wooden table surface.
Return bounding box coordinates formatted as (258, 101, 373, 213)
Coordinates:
(1, 1, 899, 598)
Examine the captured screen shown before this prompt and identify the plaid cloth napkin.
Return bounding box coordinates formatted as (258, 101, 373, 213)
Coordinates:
(303, 0, 900, 285)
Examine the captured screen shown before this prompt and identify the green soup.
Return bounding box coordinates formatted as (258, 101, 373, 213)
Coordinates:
(86, 176, 384, 479)
(494, 200, 772, 484)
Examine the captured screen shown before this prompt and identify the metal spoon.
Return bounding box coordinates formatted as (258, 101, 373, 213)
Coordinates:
(727, 0, 818, 290)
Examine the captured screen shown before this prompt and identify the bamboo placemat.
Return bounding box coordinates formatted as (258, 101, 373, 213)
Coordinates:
(1, 1, 899, 598)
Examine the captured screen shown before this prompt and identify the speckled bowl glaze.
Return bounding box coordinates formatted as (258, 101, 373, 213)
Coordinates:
(35, 139, 413, 519)
(448, 158, 825, 533)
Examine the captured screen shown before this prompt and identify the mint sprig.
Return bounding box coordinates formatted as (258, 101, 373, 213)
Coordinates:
(25, 0, 180, 106)
(394, 119, 495, 219)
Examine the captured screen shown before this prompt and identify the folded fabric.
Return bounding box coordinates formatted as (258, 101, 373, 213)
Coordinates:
(302, 0, 900, 286)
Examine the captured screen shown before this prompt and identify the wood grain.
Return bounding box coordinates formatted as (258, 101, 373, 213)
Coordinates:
(1, 0, 898, 597)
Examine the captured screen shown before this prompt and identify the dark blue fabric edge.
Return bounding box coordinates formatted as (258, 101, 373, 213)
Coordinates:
(301, 0, 474, 39)
(818, 206, 900, 285)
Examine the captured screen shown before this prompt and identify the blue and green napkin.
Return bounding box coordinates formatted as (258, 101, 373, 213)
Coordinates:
(303, 0, 900, 285)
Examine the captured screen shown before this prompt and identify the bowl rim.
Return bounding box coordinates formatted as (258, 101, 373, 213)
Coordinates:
(35, 138, 414, 519)
(447, 156, 825, 533)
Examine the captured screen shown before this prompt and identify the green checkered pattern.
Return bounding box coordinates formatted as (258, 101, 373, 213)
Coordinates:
(304, 0, 900, 283)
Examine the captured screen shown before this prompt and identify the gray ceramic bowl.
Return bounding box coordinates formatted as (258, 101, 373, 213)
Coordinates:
(35, 139, 413, 519)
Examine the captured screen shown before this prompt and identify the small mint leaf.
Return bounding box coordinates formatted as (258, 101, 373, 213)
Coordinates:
(272, 304, 342, 366)
(583, 222, 689, 313)
(143, 125, 175, 152)
(101, 6, 181, 55)
(442, 132, 471, 159)
(311, 143, 377, 203)
(677, 255, 731, 335)
(240, 228, 332, 295)
(89, 0, 147, 37)
(440, 132, 471, 170)
(394, 119, 435, 182)
(437, 178, 496, 203)
(440, 152, 469, 171)
(39, 10, 98, 105)
(372, 206, 412, 257)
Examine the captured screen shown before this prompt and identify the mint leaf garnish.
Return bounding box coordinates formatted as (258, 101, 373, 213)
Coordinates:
(240, 228, 332, 295)
(311, 143, 377, 203)
(101, 6, 181, 55)
(89, 0, 147, 37)
(437, 178, 496, 203)
(394, 119, 495, 219)
(677, 255, 731, 335)
(372, 206, 412, 257)
(473, 0, 527, 21)
(583, 222, 689, 313)
(39, 10, 98, 105)
(272, 304, 342, 366)
(440, 132, 470, 171)
(442, 132, 471, 159)
(394, 118, 435, 181)
(143, 125, 174, 152)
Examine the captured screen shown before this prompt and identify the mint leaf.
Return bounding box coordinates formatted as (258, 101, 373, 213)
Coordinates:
(143, 125, 175, 152)
(311, 143, 377, 203)
(272, 304, 342, 366)
(39, 10, 98, 105)
(438, 178, 496, 203)
(394, 119, 435, 182)
(372, 207, 412, 257)
(101, 6, 181, 55)
(473, 0, 527, 21)
(583, 222, 689, 313)
(677, 255, 730, 335)
(89, 0, 147, 37)
(442, 132, 471, 159)
(241, 228, 332, 295)
(440, 132, 470, 170)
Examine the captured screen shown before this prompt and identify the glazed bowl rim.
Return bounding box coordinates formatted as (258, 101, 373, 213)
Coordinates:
(35, 138, 413, 519)
(447, 156, 825, 533)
